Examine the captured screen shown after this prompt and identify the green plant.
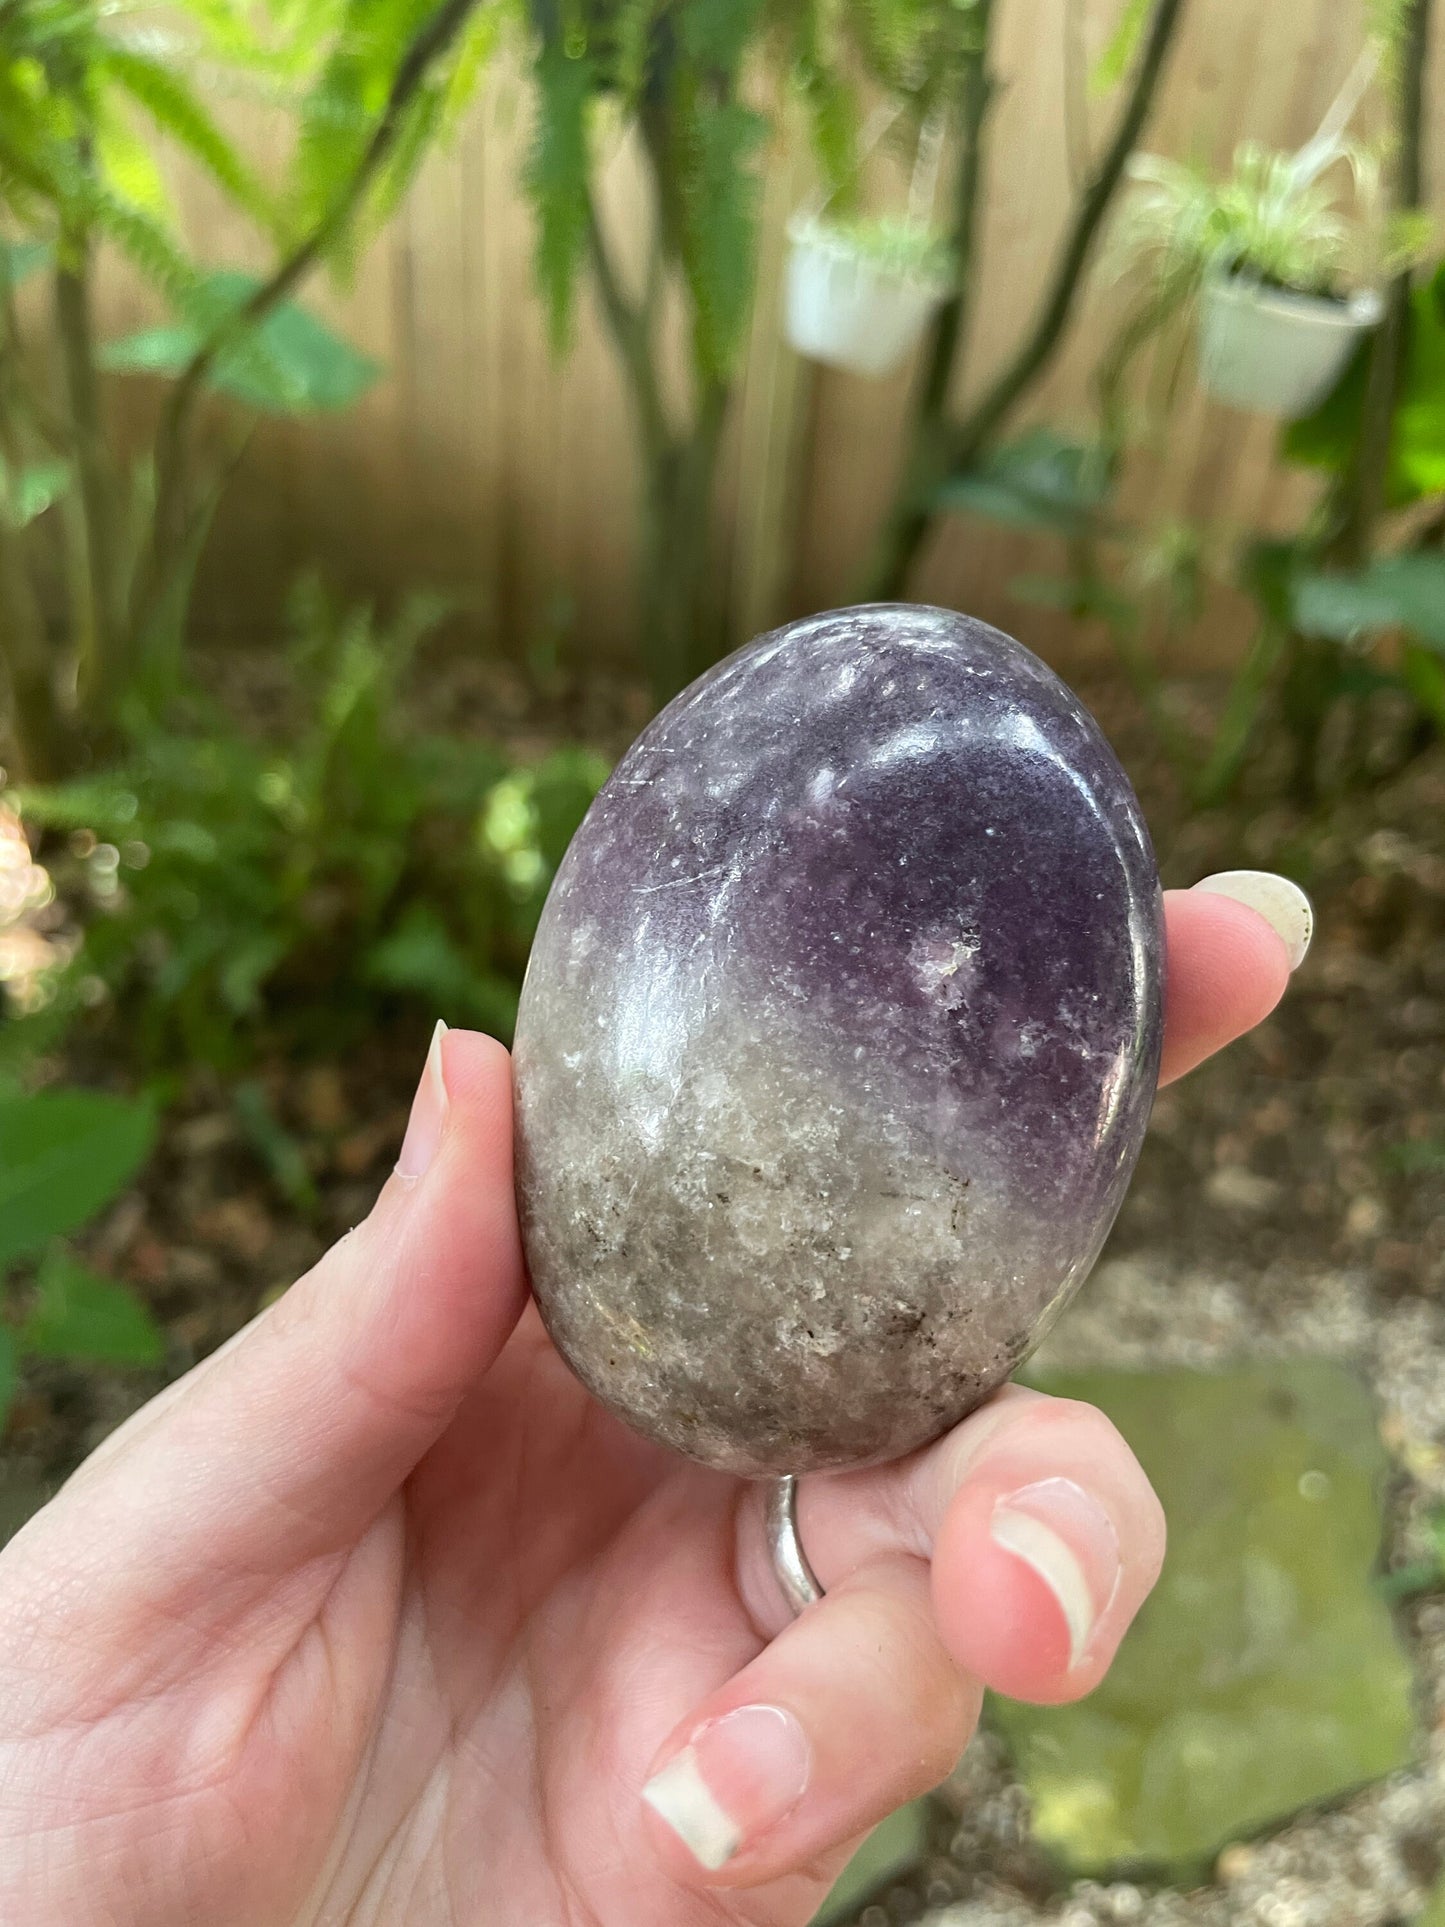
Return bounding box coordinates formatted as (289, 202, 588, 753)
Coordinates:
(3, 580, 610, 1075)
(804, 213, 956, 284)
(960, 0, 1443, 809)
(0, 1083, 164, 1431)
(1377, 1503, 1445, 1600)
(1115, 141, 1377, 302)
(861, 0, 1189, 602)
(0, 0, 496, 782)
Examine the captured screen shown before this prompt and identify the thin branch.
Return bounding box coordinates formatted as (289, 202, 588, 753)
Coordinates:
(55, 230, 126, 704)
(1062, 0, 1092, 190)
(857, 3, 999, 601)
(180, 0, 480, 420)
(948, 0, 1186, 468)
(0, 303, 64, 777)
(144, 0, 485, 601)
(584, 187, 675, 466)
(1326, 0, 1432, 566)
(864, 0, 1186, 600)
(0, 281, 69, 456)
(918, 1, 997, 426)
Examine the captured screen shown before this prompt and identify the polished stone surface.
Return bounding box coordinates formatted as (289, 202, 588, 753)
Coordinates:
(513, 605, 1164, 1475)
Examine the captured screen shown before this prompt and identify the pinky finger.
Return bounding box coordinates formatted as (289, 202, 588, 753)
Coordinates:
(639, 1555, 979, 1889)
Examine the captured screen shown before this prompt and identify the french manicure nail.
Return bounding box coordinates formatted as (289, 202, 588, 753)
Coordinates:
(990, 1477, 1121, 1672)
(641, 1704, 811, 1872)
(396, 1020, 449, 1179)
(1191, 870, 1314, 971)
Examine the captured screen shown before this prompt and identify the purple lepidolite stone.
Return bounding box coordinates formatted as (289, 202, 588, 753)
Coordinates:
(513, 605, 1164, 1475)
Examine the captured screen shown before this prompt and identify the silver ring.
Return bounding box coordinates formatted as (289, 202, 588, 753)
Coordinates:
(766, 1474, 825, 1616)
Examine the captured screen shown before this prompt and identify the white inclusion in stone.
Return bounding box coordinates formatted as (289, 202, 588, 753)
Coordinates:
(1016, 1019, 1047, 1059)
(910, 929, 981, 1008)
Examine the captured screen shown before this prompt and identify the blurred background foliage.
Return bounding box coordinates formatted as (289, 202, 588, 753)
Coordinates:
(2, 2, 1444, 1923)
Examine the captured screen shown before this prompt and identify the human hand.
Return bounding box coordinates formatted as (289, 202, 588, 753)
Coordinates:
(0, 879, 1305, 1926)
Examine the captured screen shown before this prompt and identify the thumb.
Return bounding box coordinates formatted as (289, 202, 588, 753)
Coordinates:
(61, 1026, 527, 1587)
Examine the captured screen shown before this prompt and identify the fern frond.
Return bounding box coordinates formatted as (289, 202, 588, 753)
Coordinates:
(441, 4, 506, 126)
(99, 43, 278, 231)
(77, 177, 209, 317)
(525, 37, 592, 354)
(675, 94, 765, 381)
(293, 0, 438, 233)
(95, 100, 174, 221)
(677, 0, 766, 73)
(781, 0, 860, 201)
(606, 0, 655, 105)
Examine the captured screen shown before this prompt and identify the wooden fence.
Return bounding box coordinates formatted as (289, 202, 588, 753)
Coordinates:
(99, 0, 1445, 679)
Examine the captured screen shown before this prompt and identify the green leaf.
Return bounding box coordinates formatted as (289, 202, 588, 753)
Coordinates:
(218, 931, 289, 1014)
(1292, 553, 1445, 650)
(1091, 0, 1153, 93)
(677, 0, 765, 71)
(525, 40, 593, 354)
(527, 746, 610, 868)
(95, 98, 172, 219)
(364, 905, 520, 1036)
(1283, 265, 1445, 504)
(100, 44, 275, 231)
(676, 94, 766, 381)
(80, 178, 211, 323)
(938, 430, 1112, 536)
(0, 1327, 15, 1436)
(1401, 641, 1445, 730)
(0, 1090, 157, 1273)
(22, 1248, 165, 1368)
(1381, 1138, 1445, 1174)
(0, 458, 72, 530)
(0, 238, 50, 292)
(8, 774, 141, 833)
(100, 269, 379, 413)
(294, 0, 439, 240)
(232, 1080, 317, 1211)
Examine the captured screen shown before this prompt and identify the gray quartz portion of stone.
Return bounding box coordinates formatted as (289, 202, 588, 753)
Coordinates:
(513, 605, 1164, 1475)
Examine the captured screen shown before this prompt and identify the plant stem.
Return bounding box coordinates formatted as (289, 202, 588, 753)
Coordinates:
(638, 380, 728, 699)
(54, 228, 126, 718)
(1192, 619, 1286, 805)
(0, 283, 67, 777)
(864, 0, 1187, 600)
(585, 132, 732, 704)
(137, 0, 485, 655)
(584, 189, 675, 470)
(858, 2, 998, 602)
(0, 514, 63, 780)
(1325, 0, 1431, 566)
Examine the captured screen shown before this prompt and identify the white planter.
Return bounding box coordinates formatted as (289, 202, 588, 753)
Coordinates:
(1198, 272, 1384, 418)
(784, 216, 952, 378)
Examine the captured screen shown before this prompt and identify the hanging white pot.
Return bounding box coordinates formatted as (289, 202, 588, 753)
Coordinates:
(784, 215, 953, 379)
(1198, 270, 1384, 418)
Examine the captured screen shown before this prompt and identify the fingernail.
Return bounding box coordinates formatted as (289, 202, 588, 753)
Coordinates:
(641, 1704, 811, 1872)
(1191, 870, 1314, 971)
(396, 1020, 449, 1179)
(990, 1477, 1121, 1672)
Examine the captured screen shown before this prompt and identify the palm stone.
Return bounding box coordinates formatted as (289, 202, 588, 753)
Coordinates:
(513, 605, 1164, 1475)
